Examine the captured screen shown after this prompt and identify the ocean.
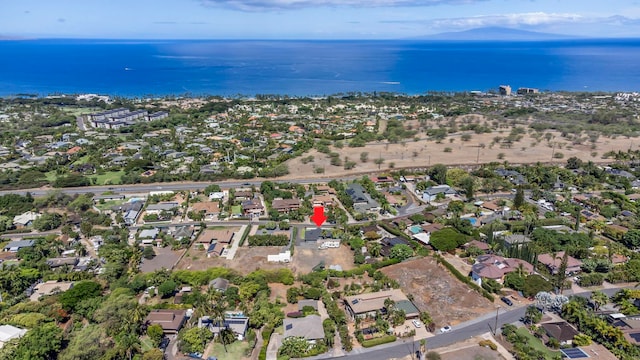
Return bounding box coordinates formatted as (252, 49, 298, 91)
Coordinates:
(1, 39, 640, 97)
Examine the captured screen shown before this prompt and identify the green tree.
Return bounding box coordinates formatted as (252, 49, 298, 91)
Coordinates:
(279, 336, 309, 358)
(523, 306, 542, 325)
(32, 212, 63, 231)
(59, 280, 102, 312)
(157, 280, 177, 298)
(590, 290, 609, 311)
(147, 324, 164, 347)
(390, 244, 413, 261)
(513, 186, 525, 209)
(461, 176, 475, 200)
(12, 323, 63, 360)
(429, 164, 447, 184)
(142, 349, 165, 360)
(142, 246, 155, 260)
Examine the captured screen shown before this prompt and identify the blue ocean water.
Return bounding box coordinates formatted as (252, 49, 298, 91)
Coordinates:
(1, 39, 640, 97)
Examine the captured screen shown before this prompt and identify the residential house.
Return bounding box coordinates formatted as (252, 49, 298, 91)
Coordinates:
(541, 321, 579, 345)
(421, 185, 457, 203)
(304, 228, 326, 242)
(371, 176, 395, 185)
(0, 325, 27, 348)
(502, 234, 532, 249)
(346, 183, 379, 213)
(283, 315, 325, 342)
(471, 254, 534, 285)
(298, 299, 319, 312)
(29, 280, 74, 301)
(145, 309, 188, 335)
(199, 314, 249, 340)
(494, 169, 527, 185)
(315, 185, 334, 194)
(209, 277, 229, 292)
(12, 211, 40, 228)
(537, 251, 583, 275)
(145, 202, 179, 215)
(462, 240, 490, 252)
(234, 191, 253, 201)
(3, 240, 35, 253)
(190, 201, 220, 220)
(344, 289, 419, 320)
(312, 194, 334, 208)
(173, 226, 194, 242)
(609, 314, 640, 345)
(46, 257, 79, 269)
(242, 198, 264, 217)
(138, 228, 160, 245)
(271, 198, 301, 214)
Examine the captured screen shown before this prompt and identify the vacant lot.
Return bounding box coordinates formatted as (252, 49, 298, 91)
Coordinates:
(140, 247, 185, 273)
(381, 257, 494, 327)
(291, 243, 355, 275)
(176, 245, 288, 274)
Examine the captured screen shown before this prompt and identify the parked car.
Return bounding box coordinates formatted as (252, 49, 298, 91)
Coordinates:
(412, 320, 422, 328)
(188, 353, 202, 359)
(159, 337, 169, 351)
(440, 325, 452, 333)
(501, 296, 514, 306)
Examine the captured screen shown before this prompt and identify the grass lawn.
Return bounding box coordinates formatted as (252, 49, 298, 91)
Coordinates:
(140, 336, 155, 353)
(45, 170, 57, 183)
(94, 200, 126, 212)
(91, 171, 125, 185)
(515, 327, 560, 359)
(72, 155, 90, 165)
(209, 341, 251, 360)
(231, 205, 242, 215)
(61, 107, 101, 116)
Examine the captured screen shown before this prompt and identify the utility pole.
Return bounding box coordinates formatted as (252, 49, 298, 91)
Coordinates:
(476, 146, 481, 164)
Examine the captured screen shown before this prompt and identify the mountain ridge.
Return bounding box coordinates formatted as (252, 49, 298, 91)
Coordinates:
(415, 27, 581, 41)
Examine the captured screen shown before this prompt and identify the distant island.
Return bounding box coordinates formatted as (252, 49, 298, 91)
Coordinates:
(418, 26, 579, 41)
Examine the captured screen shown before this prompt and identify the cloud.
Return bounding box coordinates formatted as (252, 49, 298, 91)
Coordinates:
(199, 0, 485, 11)
(428, 12, 583, 30)
(57, 18, 66, 23)
(382, 12, 594, 30)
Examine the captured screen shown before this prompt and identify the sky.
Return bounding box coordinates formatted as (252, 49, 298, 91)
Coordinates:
(3, 0, 640, 39)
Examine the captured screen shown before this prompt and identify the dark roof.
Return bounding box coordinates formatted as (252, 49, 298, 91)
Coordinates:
(381, 237, 409, 247)
(146, 309, 187, 333)
(305, 228, 324, 242)
(209, 277, 229, 291)
(541, 321, 579, 342)
(346, 183, 369, 203)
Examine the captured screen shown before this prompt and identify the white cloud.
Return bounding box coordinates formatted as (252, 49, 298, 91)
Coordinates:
(430, 12, 583, 30)
(199, 0, 484, 11)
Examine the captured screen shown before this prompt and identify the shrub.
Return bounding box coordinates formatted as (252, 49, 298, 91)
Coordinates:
(361, 335, 396, 348)
(479, 339, 497, 350)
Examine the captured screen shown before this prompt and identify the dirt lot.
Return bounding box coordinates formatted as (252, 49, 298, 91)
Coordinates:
(381, 257, 494, 327)
(139, 247, 185, 273)
(175, 245, 289, 274)
(291, 244, 355, 275)
(284, 115, 637, 180)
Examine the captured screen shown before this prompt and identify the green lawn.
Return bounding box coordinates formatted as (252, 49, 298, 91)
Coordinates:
(45, 170, 57, 183)
(209, 341, 251, 360)
(94, 200, 126, 212)
(72, 155, 90, 165)
(515, 327, 561, 359)
(61, 107, 101, 116)
(231, 205, 242, 215)
(91, 171, 125, 185)
(140, 336, 154, 352)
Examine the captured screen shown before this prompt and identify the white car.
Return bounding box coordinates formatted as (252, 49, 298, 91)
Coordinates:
(440, 325, 452, 333)
(412, 320, 422, 328)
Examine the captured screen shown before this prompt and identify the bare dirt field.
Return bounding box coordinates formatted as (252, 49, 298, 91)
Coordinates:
(291, 244, 356, 275)
(284, 115, 637, 180)
(140, 247, 185, 273)
(381, 257, 494, 327)
(175, 245, 289, 274)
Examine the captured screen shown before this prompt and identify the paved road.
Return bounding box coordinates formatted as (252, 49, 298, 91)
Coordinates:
(316, 286, 634, 360)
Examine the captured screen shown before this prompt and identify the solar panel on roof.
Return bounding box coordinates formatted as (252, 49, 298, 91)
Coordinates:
(561, 348, 589, 359)
(285, 324, 293, 330)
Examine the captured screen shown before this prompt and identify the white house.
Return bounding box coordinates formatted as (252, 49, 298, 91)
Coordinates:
(267, 250, 291, 263)
(421, 185, 457, 203)
(0, 325, 26, 348)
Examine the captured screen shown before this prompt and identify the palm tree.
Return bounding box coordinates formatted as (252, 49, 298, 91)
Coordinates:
(116, 332, 141, 360)
(369, 242, 382, 257)
(590, 290, 609, 312)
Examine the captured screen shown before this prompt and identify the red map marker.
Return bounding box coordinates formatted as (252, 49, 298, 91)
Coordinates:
(311, 206, 327, 227)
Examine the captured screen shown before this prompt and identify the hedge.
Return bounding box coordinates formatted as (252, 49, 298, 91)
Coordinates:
(361, 335, 397, 348)
(238, 225, 251, 246)
(434, 254, 494, 302)
(258, 326, 274, 360)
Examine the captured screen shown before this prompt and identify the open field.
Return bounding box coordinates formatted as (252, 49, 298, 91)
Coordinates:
(176, 245, 288, 274)
(284, 115, 638, 180)
(291, 244, 356, 275)
(381, 257, 494, 327)
(139, 246, 185, 273)
(91, 171, 125, 185)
